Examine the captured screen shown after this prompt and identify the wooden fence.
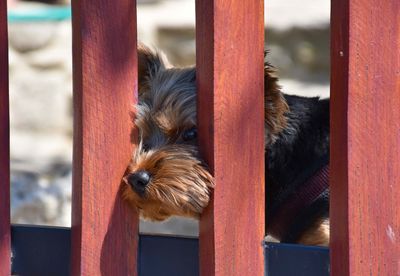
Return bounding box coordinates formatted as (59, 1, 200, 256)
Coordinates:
(0, 0, 10, 275)
(1, 0, 399, 275)
(330, 1, 400, 274)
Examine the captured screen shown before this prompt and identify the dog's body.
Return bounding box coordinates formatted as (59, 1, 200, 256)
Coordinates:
(124, 46, 330, 246)
(266, 94, 329, 245)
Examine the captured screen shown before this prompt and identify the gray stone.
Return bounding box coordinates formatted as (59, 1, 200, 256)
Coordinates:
(8, 47, 23, 72)
(26, 47, 66, 69)
(140, 217, 198, 236)
(11, 165, 72, 226)
(9, 67, 72, 133)
(9, 22, 58, 53)
(10, 131, 72, 168)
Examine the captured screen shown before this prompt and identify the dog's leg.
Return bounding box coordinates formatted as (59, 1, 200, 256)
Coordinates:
(296, 218, 329, 246)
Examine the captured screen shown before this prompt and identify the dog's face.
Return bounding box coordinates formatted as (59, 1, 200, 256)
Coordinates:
(123, 46, 288, 221)
(123, 46, 214, 221)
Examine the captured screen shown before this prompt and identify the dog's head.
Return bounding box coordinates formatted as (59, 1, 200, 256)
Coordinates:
(123, 46, 214, 221)
(123, 46, 288, 221)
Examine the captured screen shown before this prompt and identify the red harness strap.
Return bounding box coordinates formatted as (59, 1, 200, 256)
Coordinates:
(268, 165, 329, 240)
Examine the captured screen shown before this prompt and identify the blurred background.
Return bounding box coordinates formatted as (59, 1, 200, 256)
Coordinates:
(7, 0, 330, 236)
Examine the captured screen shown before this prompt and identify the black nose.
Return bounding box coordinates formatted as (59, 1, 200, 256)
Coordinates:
(127, 171, 151, 194)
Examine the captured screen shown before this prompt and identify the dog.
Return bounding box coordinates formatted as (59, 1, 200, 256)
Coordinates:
(123, 45, 330, 246)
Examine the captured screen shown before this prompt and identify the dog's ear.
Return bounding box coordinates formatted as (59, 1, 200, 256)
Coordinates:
(264, 51, 289, 146)
(137, 44, 169, 94)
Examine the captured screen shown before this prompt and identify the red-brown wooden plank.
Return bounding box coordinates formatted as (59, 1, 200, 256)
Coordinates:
(0, 1, 10, 275)
(331, 0, 400, 275)
(71, 0, 139, 275)
(196, 1, 265, 275)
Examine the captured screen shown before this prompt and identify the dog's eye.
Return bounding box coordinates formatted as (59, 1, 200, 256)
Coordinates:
(142, 143, 150, 152)
(182, 128, 197, 141)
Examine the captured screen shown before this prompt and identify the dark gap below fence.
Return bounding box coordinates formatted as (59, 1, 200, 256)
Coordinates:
(11, 225, 329, 276)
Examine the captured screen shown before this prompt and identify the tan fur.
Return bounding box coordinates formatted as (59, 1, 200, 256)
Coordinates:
(264, 59, 289, 146)
(297, 218, 330, 246)
(123, 145, 214, 220)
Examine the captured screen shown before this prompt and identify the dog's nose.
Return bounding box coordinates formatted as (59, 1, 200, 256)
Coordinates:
(127, 171, 151, 194)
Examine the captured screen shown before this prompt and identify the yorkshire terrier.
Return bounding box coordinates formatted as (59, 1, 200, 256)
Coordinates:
(123, 45, 329, 246)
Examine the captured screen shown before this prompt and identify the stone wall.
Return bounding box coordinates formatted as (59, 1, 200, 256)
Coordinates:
(9, 18, 73, 226)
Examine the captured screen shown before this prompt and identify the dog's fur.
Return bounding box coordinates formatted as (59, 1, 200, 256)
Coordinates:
(123, 46, 330, 246)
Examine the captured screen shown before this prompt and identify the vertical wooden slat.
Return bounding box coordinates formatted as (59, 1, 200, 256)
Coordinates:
(0, 1, 10, 275)
(71, 0, 139, 275)
(196, 1, 265, 275)
(331, 0, 400, 275)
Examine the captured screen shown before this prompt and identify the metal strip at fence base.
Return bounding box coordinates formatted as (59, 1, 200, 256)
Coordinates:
(11, 225, 329, 276)
(264, 241, 329, 276)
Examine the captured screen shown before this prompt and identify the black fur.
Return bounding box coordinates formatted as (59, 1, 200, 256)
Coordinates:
(266, 94, 330, 242)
